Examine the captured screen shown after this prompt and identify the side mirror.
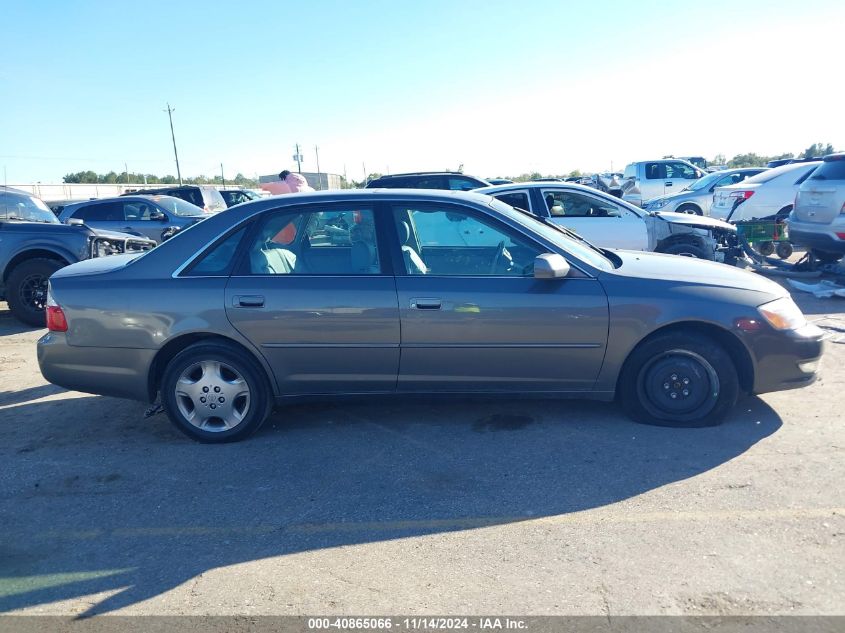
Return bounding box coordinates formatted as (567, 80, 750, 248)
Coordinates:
(534, 253, 570, 279)
(150, 210, 166, 221)
(67, 218, 84, 226)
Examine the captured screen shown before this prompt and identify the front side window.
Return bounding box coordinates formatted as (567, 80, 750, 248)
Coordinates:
(543, 190, 620, 217)
(152, 196, 204, 216)
(73, 202, 123, 221)
(392, 205, 541, 276)
(665, 162, 698, 179)
(123, 201, 160, 221)
(245, 207, 380, 275)
(412, 176, 444, 189)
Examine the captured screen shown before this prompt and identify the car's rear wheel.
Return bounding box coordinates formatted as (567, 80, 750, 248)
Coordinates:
(810, 250, 842, 265)
(6, 258, 64, 326)
(161, 342, 272, 443)
(619, 332, 739, 428)
(676, 204, 702, 215)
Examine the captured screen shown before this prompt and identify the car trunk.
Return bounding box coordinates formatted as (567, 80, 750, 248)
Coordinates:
(794, 185, 841, 224)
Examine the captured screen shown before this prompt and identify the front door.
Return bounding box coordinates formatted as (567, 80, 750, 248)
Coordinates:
(540, 188, 649, 251)
(388, 202, 609, 392)
(225, 203, 400, 395)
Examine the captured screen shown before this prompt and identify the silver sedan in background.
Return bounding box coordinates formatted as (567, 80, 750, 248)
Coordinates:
(643, 168, 767, 216)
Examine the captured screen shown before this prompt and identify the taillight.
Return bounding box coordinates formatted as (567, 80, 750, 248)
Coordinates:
(45, 287, 68, 332)
(840, 202, 845, 215)
(729, 190, 755, 200)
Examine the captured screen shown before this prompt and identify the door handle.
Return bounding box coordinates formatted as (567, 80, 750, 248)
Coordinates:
(665, 182, 673, 187)
(410, 297, 442, 310)
(234, 295, 265, 308)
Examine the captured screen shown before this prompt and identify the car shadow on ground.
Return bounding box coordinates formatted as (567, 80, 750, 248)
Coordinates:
(0, 392, 782, 615)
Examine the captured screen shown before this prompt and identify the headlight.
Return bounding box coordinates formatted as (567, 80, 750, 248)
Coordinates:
(646, 199, 668, 209)
(757, 297, 807, 331)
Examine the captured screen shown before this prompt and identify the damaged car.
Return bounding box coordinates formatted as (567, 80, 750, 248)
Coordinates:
(1, 186, 155, 326)
(475, 182, 738, 261)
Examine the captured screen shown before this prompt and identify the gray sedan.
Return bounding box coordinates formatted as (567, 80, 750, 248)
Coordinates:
(38, 190, 824, 442)
(59, 195, 207, 243)
(643, 168, 766, 215)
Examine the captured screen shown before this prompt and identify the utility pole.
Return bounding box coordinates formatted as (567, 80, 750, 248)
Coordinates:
(220, 163, 225, 188)
(314, 145, 322, 190)
(293, 143, 303, 173)
(124, 162, 129, 184)
(164, 103, 182, 185)
(362, 162, 367, 183)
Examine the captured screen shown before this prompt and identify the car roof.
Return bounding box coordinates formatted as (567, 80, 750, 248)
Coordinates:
(475, 181, 600, 194)
(370, 171, 472, 179)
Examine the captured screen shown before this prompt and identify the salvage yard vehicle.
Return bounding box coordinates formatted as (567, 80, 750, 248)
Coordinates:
(476, 182, 738, 260)
(220, 189, 264, 207)
(59, 195, 207, 244)
(643, 168, 766, 216)
(787, 152, 845, 264)
(38, 190, 823, 443)
(617, 159, 706, 206)
(365, 171, 490, 191)
(122, 184, 227, 213)
(0, 186, 155, 325)
(711, 161, 821, 221)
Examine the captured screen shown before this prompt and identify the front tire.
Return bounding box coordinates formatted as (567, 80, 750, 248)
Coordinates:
(619, 332, 739, 428)
(161, 342, 273, 443)
(6, 258, 64, 326)
(660, 242, 713, 260)
(676, 204, 702, 215)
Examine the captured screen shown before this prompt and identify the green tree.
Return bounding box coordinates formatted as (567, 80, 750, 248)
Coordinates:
(727, 153, 768, 168)
(800, 143, 835, 159)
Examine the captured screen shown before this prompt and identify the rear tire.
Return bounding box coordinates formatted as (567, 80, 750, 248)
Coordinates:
(161, 342, 273, 443)
(756, 241, 775, 257)
(619, 332, 739, 428)
(6, 258, 65, 326)
(810, 250, 842, 265)
(775, 241, 794, 259)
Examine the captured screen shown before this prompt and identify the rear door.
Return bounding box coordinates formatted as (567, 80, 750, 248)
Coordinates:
(388, 201, 609, 392)
(224, 202, 400, 394)
(66, 201, 126, 233)
(541, 188, 649, 250)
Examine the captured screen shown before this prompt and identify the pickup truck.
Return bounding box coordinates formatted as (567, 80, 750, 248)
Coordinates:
(1, 187, 154, 325)
(614, 159, 706, 207)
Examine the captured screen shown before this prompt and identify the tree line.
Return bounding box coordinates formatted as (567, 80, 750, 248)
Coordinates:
(63, 170, 259, 187)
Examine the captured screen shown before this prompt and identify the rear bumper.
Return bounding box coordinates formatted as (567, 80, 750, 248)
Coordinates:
(749, 323, 825, 395)
(787, 224, 845, 255)
(37, 332, 156, 401)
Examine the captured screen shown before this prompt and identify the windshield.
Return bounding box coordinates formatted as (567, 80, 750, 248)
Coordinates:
(488, 198, 613, 272)
(685, 171, 724, 191)
(150, 196, 205, 216)
(0, 191, 60, 223)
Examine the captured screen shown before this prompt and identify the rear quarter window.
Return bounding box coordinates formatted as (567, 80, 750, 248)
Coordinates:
(810, 161, 845, 181)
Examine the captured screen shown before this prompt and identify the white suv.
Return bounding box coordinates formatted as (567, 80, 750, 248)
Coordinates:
(787, 153, 845, 264)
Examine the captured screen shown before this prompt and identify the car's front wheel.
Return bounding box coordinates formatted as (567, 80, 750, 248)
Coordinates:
(619, 332, 739, 428)
(161, 342, 273, 442)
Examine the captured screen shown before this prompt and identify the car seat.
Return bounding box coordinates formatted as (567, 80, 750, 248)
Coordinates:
(399, 220, 427, 274)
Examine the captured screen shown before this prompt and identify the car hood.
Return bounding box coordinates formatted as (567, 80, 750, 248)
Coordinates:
(51, 252, 144, 278)
(606, 250, 786, 298)
(651, 211, 736, 231)
(87, 227, 155, 241)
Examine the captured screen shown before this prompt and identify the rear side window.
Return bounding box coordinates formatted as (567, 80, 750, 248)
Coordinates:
(644, 163, 666, 180)
(493, 191, 531, 212)
(72, 202, 124, 221)
(185, 227, 248, 276)
(810, 160, 845, 181)
(448, 177, 481, 191)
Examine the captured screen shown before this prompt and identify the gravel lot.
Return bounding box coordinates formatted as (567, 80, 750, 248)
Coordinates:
(1, 287, 843, 617)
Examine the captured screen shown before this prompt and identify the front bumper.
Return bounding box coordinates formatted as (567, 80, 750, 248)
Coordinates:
(37, 332, 156, 401)
(749, 323, 825, 395)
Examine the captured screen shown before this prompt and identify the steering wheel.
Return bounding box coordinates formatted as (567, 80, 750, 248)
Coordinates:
(490, 240, 515, 274)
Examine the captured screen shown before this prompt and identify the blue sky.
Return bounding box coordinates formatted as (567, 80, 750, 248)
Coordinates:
(1, 0, 843, 183)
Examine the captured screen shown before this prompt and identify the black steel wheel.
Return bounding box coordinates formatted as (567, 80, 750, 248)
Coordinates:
(6, 258, 65, 326)
(619, 332, 739, 428)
